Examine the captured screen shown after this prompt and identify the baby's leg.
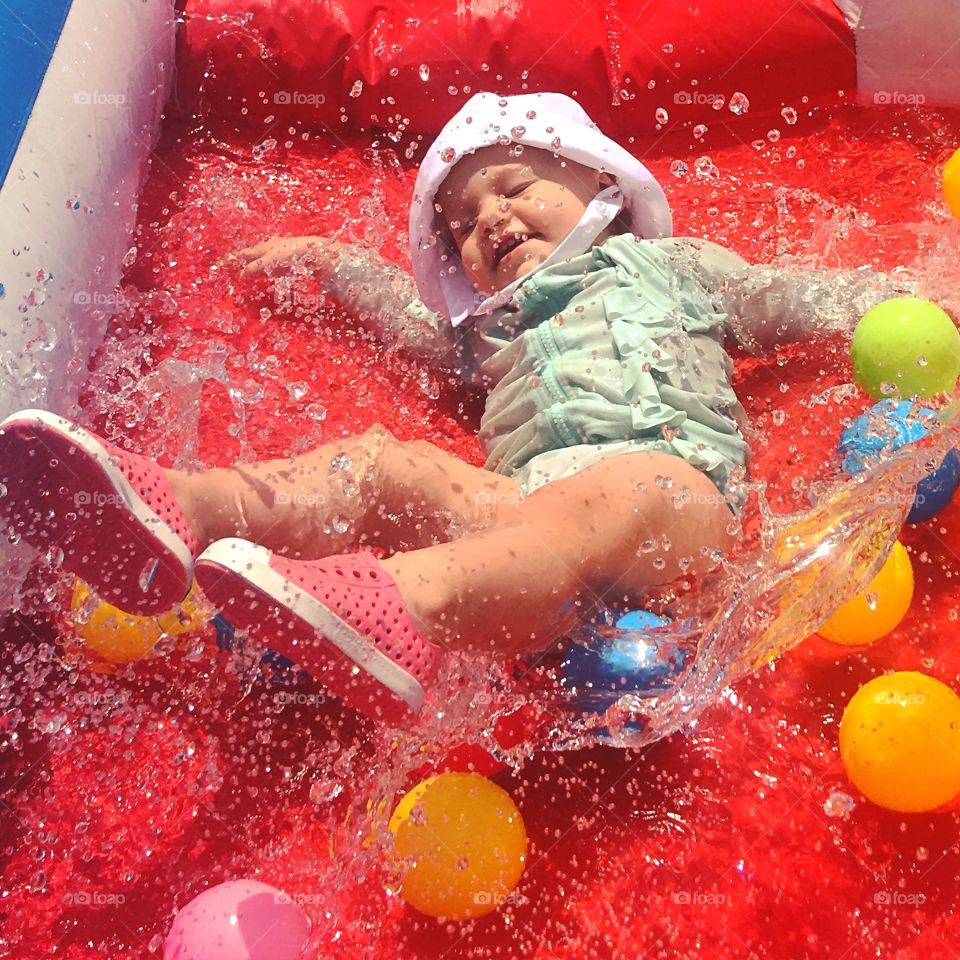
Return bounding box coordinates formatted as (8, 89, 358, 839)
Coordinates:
(382, 452, 737, 656)
(167, 425, 520, 558)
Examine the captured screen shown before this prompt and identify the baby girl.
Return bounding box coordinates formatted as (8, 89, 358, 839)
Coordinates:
(0, 92, 905, 725)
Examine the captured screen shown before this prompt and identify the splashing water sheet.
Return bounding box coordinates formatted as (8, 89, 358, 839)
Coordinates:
(4, 75, 960, 960)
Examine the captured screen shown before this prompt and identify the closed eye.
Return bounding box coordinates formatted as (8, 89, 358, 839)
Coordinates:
(457, 182, 534, 239)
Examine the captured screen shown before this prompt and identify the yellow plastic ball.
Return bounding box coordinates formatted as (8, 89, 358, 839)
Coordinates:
(818, 541, 914, 646)
(839, 672, 960, 812)
(943, 147, 960, 220)
(69, 580, 209, 668)
(388, 772, 527, 919)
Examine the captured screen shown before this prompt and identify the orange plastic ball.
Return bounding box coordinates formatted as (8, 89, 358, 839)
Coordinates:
(388, 772, 527, 919)
(839, 672, 960, 812)
(943, 147, 960, 220)
(69, 580, 209, 668)
(818, 541, 913, 646)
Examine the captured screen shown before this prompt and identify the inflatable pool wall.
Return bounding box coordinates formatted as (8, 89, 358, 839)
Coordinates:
(0, 0, 175, 421)
(0, 0, 175, 608)
(838, 0, 960, 107)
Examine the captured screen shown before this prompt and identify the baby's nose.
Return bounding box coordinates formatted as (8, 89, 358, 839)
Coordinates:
(479, 198, 513, 236)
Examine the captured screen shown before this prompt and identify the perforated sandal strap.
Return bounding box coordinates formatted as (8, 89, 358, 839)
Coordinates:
(269, 551, 445, 689)
(111, 449, 199, 555)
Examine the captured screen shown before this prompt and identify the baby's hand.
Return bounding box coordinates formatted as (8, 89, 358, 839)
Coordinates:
(233, 235, 344, 280)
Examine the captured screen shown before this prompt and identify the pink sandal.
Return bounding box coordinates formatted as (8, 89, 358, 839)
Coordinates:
(194, 538, 446, 724)
(0, 409, 198, 614)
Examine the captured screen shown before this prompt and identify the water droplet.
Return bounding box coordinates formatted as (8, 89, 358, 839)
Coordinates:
(823, 791, 855, 817)
(418, 64, 430, 81)
(310, 779, 345, 805)
(139, 558, 159, 592)
(669, 160, 688, 178)
(305, 402, 327, 422)
(661, 42, 674, 54)
(525, 109, 537, 119)
(917, 846, 929, 861)
(329, 453, 352, 474)
(331, 515, 350, 534)
(710, 94, 726, 111)
(341, 478, 359, 497)
(349, 80, 363, 98)
(286, 382, 309, 401)
(694, 156, 719, 180)
(917, 356, 928, 366)
(728, 91, 750, 115)
(550, 136, 561, 152)
(692, 123, 708, 141)
(441, 146, 456, 163)
(781, 106, 798, 125)
(510, 125, 526, 139)
(655, 107, 669, 125)
(767, 128, 781, 143)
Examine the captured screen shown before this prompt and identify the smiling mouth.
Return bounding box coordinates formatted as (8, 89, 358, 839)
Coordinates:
(494, 234, 538, 268)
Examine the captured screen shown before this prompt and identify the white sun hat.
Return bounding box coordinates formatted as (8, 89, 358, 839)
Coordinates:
(409, 91, 672, 327)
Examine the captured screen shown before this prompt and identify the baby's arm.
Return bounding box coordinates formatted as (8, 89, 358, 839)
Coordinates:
(322, 243, 466, 376)
(237, 236, 466, 377)
(672, 238, 918, 353)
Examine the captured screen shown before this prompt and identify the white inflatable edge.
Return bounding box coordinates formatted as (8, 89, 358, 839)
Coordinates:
(835, 0, 960, 107)
(0, 0, 176, 419)
(0, 0, 176, 613)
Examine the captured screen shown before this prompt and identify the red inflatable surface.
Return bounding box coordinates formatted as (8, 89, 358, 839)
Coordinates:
(5, 5, 960, 956)
(177, 0, 856, 135)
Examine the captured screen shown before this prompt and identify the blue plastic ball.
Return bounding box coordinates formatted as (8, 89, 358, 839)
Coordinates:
(560, 609, 689, 714)
(838, 399, 960, 523)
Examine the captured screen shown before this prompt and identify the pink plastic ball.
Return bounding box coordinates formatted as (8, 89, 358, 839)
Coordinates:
(164, 879, 311, 960)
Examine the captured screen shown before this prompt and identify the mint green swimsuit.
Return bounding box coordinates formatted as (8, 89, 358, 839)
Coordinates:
(462, 235, 750, 499)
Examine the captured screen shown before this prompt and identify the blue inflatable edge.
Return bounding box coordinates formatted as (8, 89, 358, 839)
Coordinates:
(0, 0, 74, 188)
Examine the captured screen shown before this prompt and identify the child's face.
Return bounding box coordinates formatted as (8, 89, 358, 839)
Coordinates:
(437, 144, 607, 297)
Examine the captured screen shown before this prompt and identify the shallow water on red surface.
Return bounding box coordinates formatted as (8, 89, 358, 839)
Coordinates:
(4, 104, 960, 958)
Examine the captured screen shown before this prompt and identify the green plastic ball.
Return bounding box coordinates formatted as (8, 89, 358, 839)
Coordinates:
(851, 297, 960, 400)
